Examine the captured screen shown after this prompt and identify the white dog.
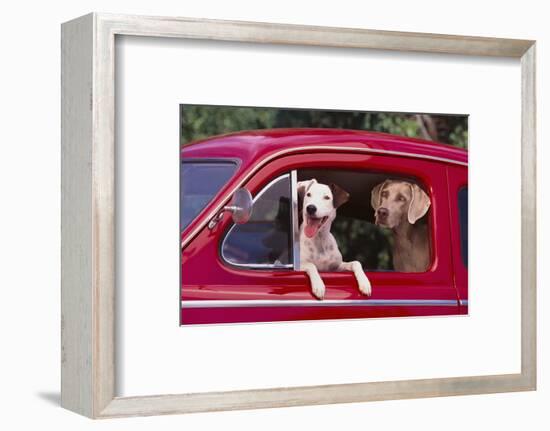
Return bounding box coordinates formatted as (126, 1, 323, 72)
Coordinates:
(298, 179, 371, 300)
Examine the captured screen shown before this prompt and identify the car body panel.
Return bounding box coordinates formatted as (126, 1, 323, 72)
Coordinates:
(180, 129, 468, 325)
(447, 164, 469, 314)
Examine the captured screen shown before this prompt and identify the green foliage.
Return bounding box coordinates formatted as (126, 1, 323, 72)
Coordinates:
(331, 217, 393, 270)
(180, 105, 467, 270)
(448, 123, 468, 149)
(180, 106, 277, 144)
(364, 113, 421, 138)
(181, 105, 468, 150)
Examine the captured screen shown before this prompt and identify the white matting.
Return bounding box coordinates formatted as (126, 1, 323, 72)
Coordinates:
(116, 35, 521, 396)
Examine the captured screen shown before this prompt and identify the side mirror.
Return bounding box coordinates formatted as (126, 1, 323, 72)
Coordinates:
(227, 188, 253, 224)
(208, 188, 253, 229)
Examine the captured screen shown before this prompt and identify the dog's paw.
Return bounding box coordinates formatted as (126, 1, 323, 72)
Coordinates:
(357, 273, 372, 297)
(311, 281, 326, 300)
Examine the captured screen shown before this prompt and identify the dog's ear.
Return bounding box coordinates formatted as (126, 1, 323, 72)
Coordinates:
(297, 179, 317, 200)
(407, 183, 431, 224)
(371, 180, 388, 211)
(329, 183, 350, 208)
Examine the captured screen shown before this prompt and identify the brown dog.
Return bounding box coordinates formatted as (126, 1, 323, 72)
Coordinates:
(371, 180, 431, 272)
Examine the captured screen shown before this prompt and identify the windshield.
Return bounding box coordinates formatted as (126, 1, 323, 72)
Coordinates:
(180, 161, 237, 230)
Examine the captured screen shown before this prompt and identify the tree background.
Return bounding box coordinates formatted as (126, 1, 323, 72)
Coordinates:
(180, 105, 468, 270)
(180, 105, 468, 149)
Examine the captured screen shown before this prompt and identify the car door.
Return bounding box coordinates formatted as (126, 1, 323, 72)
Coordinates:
(181, 151, 460, 324)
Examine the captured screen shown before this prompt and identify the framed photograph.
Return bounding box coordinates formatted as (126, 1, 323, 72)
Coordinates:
(61, 13, 536, 418)
(179, 105, 469, 325)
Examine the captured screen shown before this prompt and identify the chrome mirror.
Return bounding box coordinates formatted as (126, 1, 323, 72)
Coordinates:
(208, 188, 253, 229)
(228, 188, 253, 224)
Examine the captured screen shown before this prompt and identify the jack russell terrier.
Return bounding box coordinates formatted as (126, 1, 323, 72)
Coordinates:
(298, 179, 371, 300)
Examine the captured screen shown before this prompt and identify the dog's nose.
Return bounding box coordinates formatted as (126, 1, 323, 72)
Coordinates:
(306, 205, 317, 215)
(377, 208, 389, 219)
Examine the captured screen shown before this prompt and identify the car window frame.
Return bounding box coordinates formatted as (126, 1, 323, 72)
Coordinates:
(218, 165, 438, 274)
(296, 166, 434, 274)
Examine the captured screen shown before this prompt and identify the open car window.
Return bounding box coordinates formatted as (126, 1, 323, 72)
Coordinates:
(298, 168, 432, 272)
(180, 161, 237, 230)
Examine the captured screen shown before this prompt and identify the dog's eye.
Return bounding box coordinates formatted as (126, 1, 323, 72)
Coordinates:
(306, 193, 311, 197)
(324, 195, 331, 200)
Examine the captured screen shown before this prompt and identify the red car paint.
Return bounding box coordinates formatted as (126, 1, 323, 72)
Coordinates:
(181, 128, 468, 325)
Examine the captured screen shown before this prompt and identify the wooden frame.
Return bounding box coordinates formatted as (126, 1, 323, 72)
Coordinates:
(61, 12, 537, 419)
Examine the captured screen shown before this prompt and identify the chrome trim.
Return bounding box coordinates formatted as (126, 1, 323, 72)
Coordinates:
(248, 173, 289, 202)
(459, 299, 469, 306)
(224, 263, 293, 269)
(220, 173, 293, 269)
(181, 299, 459, 308)
(180, 157, 241, 168)
(182, 144, 467, 249)
(290, 170, 300, 270)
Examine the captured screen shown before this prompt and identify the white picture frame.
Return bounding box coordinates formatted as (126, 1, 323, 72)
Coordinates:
(61, 12, 536, 419)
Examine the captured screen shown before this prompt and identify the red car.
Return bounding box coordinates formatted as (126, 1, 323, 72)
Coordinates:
(180, 128, 468, 325)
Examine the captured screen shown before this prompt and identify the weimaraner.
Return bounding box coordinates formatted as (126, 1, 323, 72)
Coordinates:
(371, 180, 431, 272)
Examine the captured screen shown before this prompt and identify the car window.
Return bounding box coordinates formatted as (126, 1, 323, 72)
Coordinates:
(458, 186, 468, 267)
(220, 168, 433, 273)
(298, 168, 432, 272)
(180, 161, 237, 230)
(221, 174, 292, 268)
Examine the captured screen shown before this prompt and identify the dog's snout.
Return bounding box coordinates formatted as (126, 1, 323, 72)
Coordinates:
(306, 205, 317, 215)
(377, 207, 389, 219)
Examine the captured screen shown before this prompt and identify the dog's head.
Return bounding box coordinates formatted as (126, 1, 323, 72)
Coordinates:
(371, 180, 430, 228)
(297, 179, 349, 238)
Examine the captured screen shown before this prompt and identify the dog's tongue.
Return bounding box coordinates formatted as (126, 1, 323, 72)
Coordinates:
(305, 218, 322, 238)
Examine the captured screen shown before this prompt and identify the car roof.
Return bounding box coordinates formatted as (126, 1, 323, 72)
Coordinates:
(180, 128, 468, 166)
